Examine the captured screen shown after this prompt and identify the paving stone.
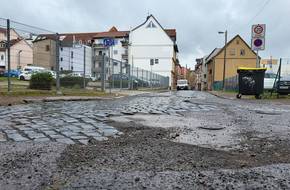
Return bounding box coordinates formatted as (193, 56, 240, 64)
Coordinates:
(7, 133, 29, 141)
(34, 137, 51, 142)
(26, 132, 46, 139)
(56, 138, 75, 144)
(82, 131, 102, 137)
(78, 139, 89, 145)
(61, 131, 80, 137)
(70, 135, 88, 140)
(98, 128, 119, 137)
(0, 132, 7, 142)
(42, 130, 58, 135)
(3, 129, 18, 134)
(49, 134, 66, 139)
(93, 136, 108, 141)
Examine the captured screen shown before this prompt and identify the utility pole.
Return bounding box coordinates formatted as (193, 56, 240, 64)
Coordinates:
(120, 60, 122, 91)
(7, 19, 11, 93)
(101, 54, 105, 91)
(83, 46, 86, 89)
(55, 33, 62, 95)
(219, 30, 228, 91)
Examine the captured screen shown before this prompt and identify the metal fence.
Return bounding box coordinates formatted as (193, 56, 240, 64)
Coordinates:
(212, 58, 290, 92)
(0, 18, 169, 95)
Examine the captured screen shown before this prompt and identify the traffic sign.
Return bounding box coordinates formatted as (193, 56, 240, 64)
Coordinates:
(252, 24, 266, 38)
(103, 38, 115, 47)
(252, 37, 265, 51)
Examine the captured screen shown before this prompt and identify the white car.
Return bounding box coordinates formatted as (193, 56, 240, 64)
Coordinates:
(19, 70, 56, 81)
(177, 79, 189, 90)
(264, 72, 277, 90)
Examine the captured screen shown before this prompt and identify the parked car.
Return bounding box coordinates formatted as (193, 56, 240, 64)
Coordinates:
(264, 72, 277, 90)
(18, 71, 34, 80)
(177, 79, 189, 90)
(0, 69, 5, 77)
(4, 70, 21, 77)
(277, 76, 290, 95)
(23, 66, 46, 72)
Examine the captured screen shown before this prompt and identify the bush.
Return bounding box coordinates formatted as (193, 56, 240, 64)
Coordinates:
(60, 76, 89, 88)
(29, 72, 53, 90)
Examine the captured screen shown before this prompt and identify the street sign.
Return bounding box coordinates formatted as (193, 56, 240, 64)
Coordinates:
(252, 37, 265, 51)
(103, 38, 115, 47)
(251, 24, 266, 51)
(252, 24, 266, 38)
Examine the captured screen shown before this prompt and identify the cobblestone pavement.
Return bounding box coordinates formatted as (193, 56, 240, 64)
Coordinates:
(0, 91, 218, 145)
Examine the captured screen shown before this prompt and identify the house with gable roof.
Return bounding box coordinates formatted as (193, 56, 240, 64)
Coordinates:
(205, 35, 258, 90)
(129, 15, 178, 88)
(0, 27, 33, 71)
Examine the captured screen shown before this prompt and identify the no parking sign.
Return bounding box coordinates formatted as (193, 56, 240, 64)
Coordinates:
(251, 24, 266, 51)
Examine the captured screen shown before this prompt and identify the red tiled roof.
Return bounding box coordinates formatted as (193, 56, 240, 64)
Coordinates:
(0, 27, 6, 34)
(164, 29, 176, 38)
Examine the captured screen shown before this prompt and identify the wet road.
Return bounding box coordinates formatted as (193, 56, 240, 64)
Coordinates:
(1, 90, 290, 189)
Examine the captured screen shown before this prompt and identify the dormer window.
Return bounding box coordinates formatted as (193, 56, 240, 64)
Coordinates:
(146, 21, 156, 28)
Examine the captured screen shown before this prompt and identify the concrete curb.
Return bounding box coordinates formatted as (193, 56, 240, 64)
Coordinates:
(207, 91, 236, 100)
(23, 96, 125, 104)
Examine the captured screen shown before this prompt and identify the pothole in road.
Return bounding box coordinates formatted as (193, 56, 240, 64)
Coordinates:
(198, 125, 226, 130)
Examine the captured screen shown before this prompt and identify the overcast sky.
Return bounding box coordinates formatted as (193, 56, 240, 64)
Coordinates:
(1, 0, 289, 69)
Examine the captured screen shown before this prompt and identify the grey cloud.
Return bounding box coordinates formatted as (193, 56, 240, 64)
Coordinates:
(1, 0, 289, 67)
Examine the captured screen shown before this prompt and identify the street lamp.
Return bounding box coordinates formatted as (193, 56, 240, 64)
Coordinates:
(17, 50, 22, 70)
(218, 30, 227, 91)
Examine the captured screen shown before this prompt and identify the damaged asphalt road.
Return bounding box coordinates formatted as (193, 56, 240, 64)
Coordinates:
(1, 91, 290, 189)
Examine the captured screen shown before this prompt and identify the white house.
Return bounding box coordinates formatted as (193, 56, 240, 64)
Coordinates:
(59, 44, 92, 77)
(129, 15, 178, 86)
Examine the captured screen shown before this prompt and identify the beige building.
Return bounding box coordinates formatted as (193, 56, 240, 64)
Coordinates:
(0, 28, 33, 70)
(205, 35, 258, 90)
(33, 37, 57, 70)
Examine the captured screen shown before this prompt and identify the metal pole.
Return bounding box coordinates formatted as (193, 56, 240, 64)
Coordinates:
(112, 46, 114, 89)
(7, 19, 11, 93)
(142, 69, 144, 88)
(108, 46, 111, 94)
(150, 65, 153, 89)
(256, 50, 260, 68)
(222, 30, 227, 91)
(120, 60, 122, 91)
(83, 46, 86, 89)
(18, 50, 22, 70)
(101, 54, 105, 91)
(131, 55, 134, 90)
(55, 33, 61, 95)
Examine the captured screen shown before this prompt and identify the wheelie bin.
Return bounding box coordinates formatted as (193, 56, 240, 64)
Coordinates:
(236, 67, 266, 99)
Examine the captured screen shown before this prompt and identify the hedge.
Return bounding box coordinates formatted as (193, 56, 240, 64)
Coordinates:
(59, 76, 90, 88)
(29, 72, 53, 90)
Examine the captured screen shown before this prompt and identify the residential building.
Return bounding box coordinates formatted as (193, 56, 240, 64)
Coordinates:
(129, 15, 178, 88)
(59, 44, 92, 77)
(205, 35, 258, 90)
(33, 33, 96, 75)
(91, 27, 129, 80)
(0, 27, 33, 71)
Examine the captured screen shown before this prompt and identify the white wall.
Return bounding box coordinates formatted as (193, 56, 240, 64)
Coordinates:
(129, 16, 174, 85)
(59, 45, 92, 76)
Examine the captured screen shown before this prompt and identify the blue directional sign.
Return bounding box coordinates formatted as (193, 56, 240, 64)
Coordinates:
(103, 38, 115, 47)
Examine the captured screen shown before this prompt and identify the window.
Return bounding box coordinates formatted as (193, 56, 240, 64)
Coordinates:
(236, 40, 240, 45)
(146, 21, 156, 28)
(60, 67, 63, 71)
(114, 50, 118, 55)
(155, 59, 159, 64)
(60, 47, 63, 51)
(46, 45, 50, 51)
(240, 49, 246, 56)
(229, 49, 236, 56)
(209, 69, 212, 74)
(51, 67, 54, 70)
(60, 57, 63, 61)
(0, 55, 4, 61)
(71, 66, 73, 70)
(71, 51, 73, 58)
(99, 51, 103, 55)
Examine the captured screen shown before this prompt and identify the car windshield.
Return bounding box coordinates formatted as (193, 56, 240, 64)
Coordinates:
(177, 80, 187, 85)
(265, 73, 277, 79)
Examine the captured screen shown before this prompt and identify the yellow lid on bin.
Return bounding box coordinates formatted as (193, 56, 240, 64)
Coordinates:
(237, 67, 267, 71)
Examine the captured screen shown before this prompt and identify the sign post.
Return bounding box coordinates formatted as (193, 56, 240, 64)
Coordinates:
(251, 24, 266, 68)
